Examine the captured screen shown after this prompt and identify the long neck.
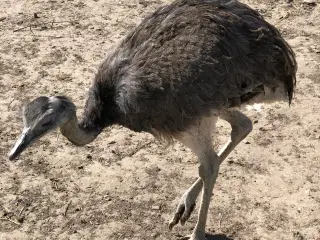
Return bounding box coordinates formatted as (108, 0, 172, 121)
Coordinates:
(60, 114, 102, 146)
(58, 78, 114, 145)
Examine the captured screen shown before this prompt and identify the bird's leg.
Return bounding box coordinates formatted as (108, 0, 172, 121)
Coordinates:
(217, 110, 253, 164)
(190, 151, 220, 240)
(169, 110, 253, 229)
(170, 116, 218, 240)
(177, 152, 220, 240)
(189, 110, 252, 240)
(169, 178, 202, 229)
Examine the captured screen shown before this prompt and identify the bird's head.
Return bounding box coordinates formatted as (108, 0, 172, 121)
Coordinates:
(8, 96, 75, 161)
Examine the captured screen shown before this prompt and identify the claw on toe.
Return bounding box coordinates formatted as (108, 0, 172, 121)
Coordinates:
(180, 203, 195, 225)
(169, 205, 184, 230)
(169, 203, 196, 230)
(177, 235, 192, 240)
(177, 234, 206, 240)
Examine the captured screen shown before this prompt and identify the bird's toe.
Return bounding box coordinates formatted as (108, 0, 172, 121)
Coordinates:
(177, 234, 206, 240)
(169, 197, 196, 230)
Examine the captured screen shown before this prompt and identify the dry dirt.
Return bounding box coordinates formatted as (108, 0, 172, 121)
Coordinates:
(0, 0, 319, 239)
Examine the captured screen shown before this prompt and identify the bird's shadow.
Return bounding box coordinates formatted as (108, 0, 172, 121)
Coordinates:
(205, 233, 233, 240)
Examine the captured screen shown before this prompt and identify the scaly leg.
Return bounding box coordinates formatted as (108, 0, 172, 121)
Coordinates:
(169, 178, 202, 229)
(172, 116, 219, 240)
(191, 151, 220, 240)
(169, 110, 253, 231)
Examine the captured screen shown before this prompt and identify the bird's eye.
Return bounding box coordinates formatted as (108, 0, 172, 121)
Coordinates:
(42, 120, 53, 127)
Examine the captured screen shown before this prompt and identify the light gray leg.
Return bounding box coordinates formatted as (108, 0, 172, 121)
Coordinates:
(169, 110, 253, 230)
(217, 109, 253, 164)
(191, 151, 220, 240)
(169, 178, 202, 229)
(172, 116, 219, 240)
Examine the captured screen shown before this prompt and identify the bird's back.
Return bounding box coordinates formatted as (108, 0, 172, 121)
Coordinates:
(91, 0, 297, 139)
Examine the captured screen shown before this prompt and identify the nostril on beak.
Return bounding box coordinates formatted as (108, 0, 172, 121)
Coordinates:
(8, 147, 21, 161)
(8, 153, 17, 161)
(8, 131, 29, 161)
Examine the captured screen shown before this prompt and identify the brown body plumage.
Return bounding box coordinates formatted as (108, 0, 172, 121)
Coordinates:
(83, 0, 296, 139)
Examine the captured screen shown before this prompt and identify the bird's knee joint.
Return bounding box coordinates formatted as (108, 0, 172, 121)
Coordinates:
(243, 118, 253, 133)
(198, 165, 206, 180)
(232, 117, 253, 138)
(198, 162, 218, 181)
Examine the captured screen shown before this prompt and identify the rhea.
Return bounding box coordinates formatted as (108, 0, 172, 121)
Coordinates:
(8, 0, 297, 239)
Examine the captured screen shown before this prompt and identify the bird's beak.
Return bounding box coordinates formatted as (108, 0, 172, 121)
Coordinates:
(8, 128, 35, 161)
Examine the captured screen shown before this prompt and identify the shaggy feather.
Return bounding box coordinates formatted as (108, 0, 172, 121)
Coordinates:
(82, 0, 297, 140)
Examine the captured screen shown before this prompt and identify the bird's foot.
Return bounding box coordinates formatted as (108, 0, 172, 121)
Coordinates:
(177, 234, 206, 240)
(169, 192, 197, 229)
(178, 235, 192, 240)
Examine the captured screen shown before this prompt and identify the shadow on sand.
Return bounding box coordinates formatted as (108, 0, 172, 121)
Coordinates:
(205, 233, 234, 240)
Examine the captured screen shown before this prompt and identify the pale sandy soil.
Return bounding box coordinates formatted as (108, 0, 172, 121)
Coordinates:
(0, 0, 319, 240)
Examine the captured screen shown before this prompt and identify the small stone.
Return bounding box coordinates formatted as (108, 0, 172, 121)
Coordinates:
(151, 205, 160, 210)
(10, 100, 22, 111)
(80, 218, 87, 224)
(259, 127, 267, 131)
(293, 231, 304, 240)
(17, 216, 24, 223)
(151, 232, 160, 238)
(305, 189, 311, 196)
(254, 119, 258, 124)
(303, 0, 317, 5)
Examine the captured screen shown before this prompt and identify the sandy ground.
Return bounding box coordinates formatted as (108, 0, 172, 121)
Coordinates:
(0, 0, 319, 239)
